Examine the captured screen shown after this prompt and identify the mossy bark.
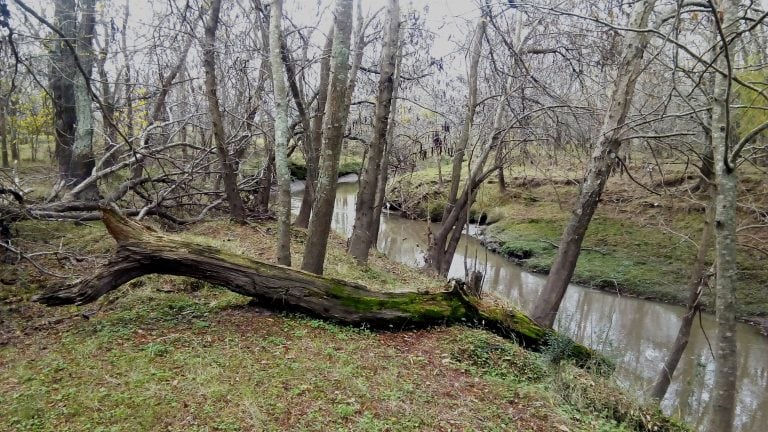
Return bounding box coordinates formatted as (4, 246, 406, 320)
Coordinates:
(33, 208, 605, 369)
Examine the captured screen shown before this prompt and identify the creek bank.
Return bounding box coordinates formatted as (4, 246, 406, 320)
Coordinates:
(384, 171, 768, 330)
(288, 157, 362, 180)
(385, 205, 768, 334)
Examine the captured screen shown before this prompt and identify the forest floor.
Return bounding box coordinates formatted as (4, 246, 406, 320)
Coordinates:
(0, 211, 685, 431)
(387, 155, 768, 330)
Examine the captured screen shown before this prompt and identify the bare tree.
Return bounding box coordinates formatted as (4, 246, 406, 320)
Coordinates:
(348, 0, 400, 264)
(301, 0, 355, 275)
(202, 0, 245, 223)
(369, 38, 403, 245)
(531, 0, 658, 328)
(706, 1, 746, 429)
(294, 25, 334, 228)
(443, 14, 485, 225)
(0, 94, 7, 168)
(49, 0, 76, 186)
(269, 0, 291, 266)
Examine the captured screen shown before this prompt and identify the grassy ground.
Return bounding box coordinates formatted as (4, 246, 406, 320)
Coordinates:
(388, 154, 768, 322)
(1, 215, 684, 431)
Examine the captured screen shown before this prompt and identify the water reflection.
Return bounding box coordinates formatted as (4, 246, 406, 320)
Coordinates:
(292, 179, 767, 432)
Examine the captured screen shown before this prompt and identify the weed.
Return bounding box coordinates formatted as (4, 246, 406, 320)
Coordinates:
(451, 330, 547, 382)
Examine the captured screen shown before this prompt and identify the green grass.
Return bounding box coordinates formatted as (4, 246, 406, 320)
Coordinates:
(1, 211, 686, 431)
(0, 285, 685, 432)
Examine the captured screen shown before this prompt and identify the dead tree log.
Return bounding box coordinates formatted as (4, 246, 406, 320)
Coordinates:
(32, 208, 605, 368)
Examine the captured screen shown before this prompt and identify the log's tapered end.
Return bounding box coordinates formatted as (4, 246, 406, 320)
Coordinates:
(101, 206, 151, 244)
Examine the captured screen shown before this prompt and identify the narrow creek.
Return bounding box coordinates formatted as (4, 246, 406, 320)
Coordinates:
(293, 177, 767, 432)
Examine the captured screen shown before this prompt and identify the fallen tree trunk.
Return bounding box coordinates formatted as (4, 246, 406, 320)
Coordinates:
(33, 207, 606, 368)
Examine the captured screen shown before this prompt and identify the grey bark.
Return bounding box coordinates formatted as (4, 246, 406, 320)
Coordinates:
(348, 0, 400, 264)
(269, 0, 292, 266)
(443, 15, 486, 222)
(202, 0, 246, 222)
(650, 198, 714, 401)
(95, 16, 118, 170)
(426, 72, 513, 277)
(50, 0, 77, 192)
(69, 0, 98, 201)
(705, 2, 741, 430)
(295, 26, 334, 228)
(301, 0, 355, 275)
(0, 96, 7, 168)
(531, 0, 657, 328)
(120, 3, 135, 176)
(252, 0, 274, 215)
(369, 40, 403, 245)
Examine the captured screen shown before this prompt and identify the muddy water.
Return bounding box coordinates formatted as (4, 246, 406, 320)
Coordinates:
(293, 178, 767, 431)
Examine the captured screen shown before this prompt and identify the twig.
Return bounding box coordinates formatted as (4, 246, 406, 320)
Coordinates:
(0, 243, 71, 278)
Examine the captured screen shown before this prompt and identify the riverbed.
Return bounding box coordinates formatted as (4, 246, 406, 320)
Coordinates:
(293, 177, 767, 432)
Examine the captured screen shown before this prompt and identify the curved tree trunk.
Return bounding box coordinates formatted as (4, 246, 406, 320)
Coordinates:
(370, 40, 402, 245)
(705, 3, 740, 430)
(202, 0, 246, 223)
(69, 0, 98, 201)
(531, 0, 657, 328)
(294, 26, 334, 229)
(425, 70, 508, 277)
(443, 15, 485, 223)
(649, 200, 714, 401)
(32, 207, 603, 370)
(269, 0, 292, 266)
(348, 0, 400, 264)
(302, 0, 355, 275)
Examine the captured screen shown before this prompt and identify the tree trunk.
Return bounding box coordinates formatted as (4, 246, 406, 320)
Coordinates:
(50, 0, 78, 192)
(443, 15, 485, 222)
(425, 68, 511, 277)
(279, 31, 311, 229)
(120, 3, 135, 176)
(9, 102, 19, 163)
(95, 14, 118, 170)
(202, 0, 246, 223)
(531, 0, 657, 328)
(370, 40, 402, 245)
(65, 0, 99, 201)
(496, 145, 506, 193)
(269, 0, 292, 266)
(649, 199, 714, 401)
(256, 148, 274, 214)
(31, 207, 603, 370)
(0, 96, 7, 168)
(295, 26, 334, 229)
(705, 3, 740, 430)
(694, 138, 714, 193)
(301, 0, 355, 275)
(348, 0, 400, 264)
